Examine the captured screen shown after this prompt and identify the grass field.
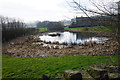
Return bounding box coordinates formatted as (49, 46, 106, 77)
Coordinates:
(39, 28, 47, 32)
(2, 54, 118, 78)
(64, 26, 112, 32)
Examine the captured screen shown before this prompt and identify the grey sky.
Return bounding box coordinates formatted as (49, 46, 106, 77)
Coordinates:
(0, 0, 78, 22)
(0, 0, 119, 22)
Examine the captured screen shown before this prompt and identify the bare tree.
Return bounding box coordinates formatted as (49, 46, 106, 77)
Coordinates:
(68, 0, 120, 41)
(68, 0, 120, 30)
(68, 0, 120, 65)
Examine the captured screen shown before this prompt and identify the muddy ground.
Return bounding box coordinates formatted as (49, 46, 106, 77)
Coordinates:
(2, 31, 119, 57)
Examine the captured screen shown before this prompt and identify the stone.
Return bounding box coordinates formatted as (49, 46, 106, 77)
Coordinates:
(87, 66, 109, 80)
(84, 41, 88, 46)
(108, 72, 120, 80)
(40, 43, 43, 45)
(71, 42, 77, 45)
(64, 70, 82, 80)
(54, 45, 59, 49)
(106, 65, 120, 80)
(78, 42, 82, 46)
(106, 65, 120, 73)
(39, 39, 43, 42)
(42, 74, 50, 80)
(48, 33, 60, 37)
(55, 41, 59, 44)
(79, 70, 95, 80)
(62, 42, 67, 45)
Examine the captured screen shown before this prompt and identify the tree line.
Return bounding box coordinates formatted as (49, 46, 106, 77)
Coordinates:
(1, 16, 39, 42)
(36, 21, 64, 31)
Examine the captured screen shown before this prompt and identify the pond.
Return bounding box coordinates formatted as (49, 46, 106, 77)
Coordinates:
(39, 31, 109, 44)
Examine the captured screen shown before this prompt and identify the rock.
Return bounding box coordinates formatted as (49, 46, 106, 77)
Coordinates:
(106, 65, 120, 80)
(62, 42, 68, 45)
(54, 45, 59, 49)
(51, 41, 59, 44)
(55, 41, 59, 44)
(45, 41, 49, 44)
(43, 40, 47, 43)
(40, 43, 43, 45)
(87, 66, 109, 80)
(71, 42, 77, 45)
(48, 33, 61, 37)
(51, 46, 54, 49)
(47, 41, 51, 44)
(64, 70, 82, 80)
(46, 46, 50, 49)
(39, 39, 43, 42)
(83, 71, 95, 80)
(78, 42, 82, 46)
(84, 41, 88, 46)
(106, 65, 120, 73)
(42, 74, 50, 80)
(108, 72, 120, 80)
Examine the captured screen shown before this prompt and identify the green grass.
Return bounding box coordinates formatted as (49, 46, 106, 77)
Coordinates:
(65, 26, 112, 32)
(39, 28, 47, 32)
(2, 54, 118, 78)
(65, 27, 84, 31)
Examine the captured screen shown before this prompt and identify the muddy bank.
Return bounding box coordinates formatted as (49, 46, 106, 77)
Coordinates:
(2, 31, 119, 57)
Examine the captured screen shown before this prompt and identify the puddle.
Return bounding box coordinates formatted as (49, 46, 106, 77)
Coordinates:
(39, 31, 109, 44)
(35, 31, 109, 49)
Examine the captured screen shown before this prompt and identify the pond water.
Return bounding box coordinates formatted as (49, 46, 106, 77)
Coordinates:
(39, 31, 109, 44)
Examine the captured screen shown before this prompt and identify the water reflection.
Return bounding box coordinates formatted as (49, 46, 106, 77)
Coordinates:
(39, 31, 109, 44)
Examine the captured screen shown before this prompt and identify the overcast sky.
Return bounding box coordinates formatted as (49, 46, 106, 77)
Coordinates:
(0, 0, 119, 22)
(0, 0, 78, 22)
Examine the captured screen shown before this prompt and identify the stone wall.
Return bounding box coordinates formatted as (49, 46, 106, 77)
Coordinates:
(41, 65, 120, 80)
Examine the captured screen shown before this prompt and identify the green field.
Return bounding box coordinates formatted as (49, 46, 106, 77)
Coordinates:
(2, 54, 118, 78)
(39, 28, 47, 32)
(64, 26, 112, 32)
